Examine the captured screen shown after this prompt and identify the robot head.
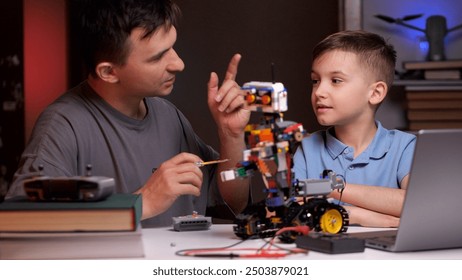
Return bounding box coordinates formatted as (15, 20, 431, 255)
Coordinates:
(242, 81, 288, 113)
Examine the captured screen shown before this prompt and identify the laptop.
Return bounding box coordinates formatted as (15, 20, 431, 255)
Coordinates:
(348, 129, 462, 252)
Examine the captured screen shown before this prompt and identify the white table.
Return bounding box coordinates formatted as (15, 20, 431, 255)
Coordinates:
(141, 224, 462, 259)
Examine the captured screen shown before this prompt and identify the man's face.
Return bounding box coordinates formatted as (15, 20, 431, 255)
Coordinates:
(114, 26, 185, 98)
(310, 50, 376, 127)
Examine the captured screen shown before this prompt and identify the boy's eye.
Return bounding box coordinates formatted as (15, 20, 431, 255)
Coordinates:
(332, 78, 342, 84)
(311, 79, 319, 85)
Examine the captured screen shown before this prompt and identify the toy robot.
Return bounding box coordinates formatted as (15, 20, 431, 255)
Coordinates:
(220, 81, 349, 243)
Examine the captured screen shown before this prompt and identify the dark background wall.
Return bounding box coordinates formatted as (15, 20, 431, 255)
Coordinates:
(169, 0, 339, 149)
(3, 0, 462, 193)
(0, 1, 24, 194)
(0, 0, 344, 191)
(69, 0, 341, 150)
(0, 0, 340, 194)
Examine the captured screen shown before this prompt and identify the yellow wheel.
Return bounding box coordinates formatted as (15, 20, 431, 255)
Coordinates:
(319, 208, 344, 234)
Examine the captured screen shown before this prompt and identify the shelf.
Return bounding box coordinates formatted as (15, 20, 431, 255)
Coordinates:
(393, 79, 462, 91)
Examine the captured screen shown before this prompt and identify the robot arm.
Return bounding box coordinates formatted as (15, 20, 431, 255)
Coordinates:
(295, 170, 345, 198)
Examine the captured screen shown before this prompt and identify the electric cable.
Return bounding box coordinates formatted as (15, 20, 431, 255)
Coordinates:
(174, 225, 310, 258)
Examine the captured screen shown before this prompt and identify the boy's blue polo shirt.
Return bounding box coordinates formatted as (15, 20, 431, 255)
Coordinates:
(293, 121, 416, 190)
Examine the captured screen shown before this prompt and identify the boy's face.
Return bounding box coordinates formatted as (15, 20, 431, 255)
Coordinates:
(113, 26, 185, 98)
(310, 50, 376, 127)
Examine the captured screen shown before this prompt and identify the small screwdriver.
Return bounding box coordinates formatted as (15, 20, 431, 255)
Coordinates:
(152, 159, 229, 173)
(195, 159, 230, 167)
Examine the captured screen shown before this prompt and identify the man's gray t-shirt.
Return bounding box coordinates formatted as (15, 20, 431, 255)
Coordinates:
(7, 81, 223, 227)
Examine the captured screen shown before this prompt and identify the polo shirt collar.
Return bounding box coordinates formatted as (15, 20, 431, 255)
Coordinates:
(325, 121, 391, 162)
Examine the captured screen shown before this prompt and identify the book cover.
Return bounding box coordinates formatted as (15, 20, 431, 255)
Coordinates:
(407, 109, 462, 121)
(403, 59, 462, 70)
(0, 193, 142, 232)
(424, 69, 461, 80)
(0, 227, 145, 259)
(406, 100, 462, 110)
(406, 91, 462, 100)
(409, 121, 462, 130)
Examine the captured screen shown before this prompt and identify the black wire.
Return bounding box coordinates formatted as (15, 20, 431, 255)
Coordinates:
(336, 174, 346, 205)
(174, 238, 248, 258)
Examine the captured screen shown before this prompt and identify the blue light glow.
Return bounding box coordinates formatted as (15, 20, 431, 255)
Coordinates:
(364, 0, 462, 65)
(419, 39, 429, 52)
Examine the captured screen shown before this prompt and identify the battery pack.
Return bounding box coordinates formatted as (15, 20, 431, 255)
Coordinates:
(295, 232, 365, 254)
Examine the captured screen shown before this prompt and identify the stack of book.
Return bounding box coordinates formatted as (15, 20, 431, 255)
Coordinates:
(0, 193, 144, 259)
(403, 59, 462, 80)
(404, 85, 462, 130)
(400, 59, 462, 130)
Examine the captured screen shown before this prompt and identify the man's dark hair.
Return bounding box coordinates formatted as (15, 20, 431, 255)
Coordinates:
(313, 30, 397, 89)
(80, 0, 181, 76)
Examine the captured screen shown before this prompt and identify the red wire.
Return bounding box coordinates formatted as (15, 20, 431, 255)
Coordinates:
(268, 225, 310, 249)
(179, 225, 310, 258)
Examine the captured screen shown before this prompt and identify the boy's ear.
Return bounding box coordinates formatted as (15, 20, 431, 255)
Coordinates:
(94, 62, 119, 83)
(369, 81, 387, 106)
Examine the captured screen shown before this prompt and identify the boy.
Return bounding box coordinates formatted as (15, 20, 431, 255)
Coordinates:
(293, 30, 416, 227)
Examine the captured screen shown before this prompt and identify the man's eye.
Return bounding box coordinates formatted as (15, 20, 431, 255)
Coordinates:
(149, 55, 163, 62)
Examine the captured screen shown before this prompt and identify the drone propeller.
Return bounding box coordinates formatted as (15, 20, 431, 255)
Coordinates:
(448, 23, 462, 33)
(401, 14, 423, 21)
(374, 14, 395, 23)
(374, 14, 425, 32)
(375, 14, 423, 24)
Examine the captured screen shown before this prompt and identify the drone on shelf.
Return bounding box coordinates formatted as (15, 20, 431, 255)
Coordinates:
(375, 14, 462, 61)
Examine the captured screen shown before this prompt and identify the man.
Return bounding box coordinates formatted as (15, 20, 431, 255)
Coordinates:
(7, 0, 250, 227)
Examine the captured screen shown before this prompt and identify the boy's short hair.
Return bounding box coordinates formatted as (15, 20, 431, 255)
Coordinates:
(313, 30, 396, 89)
(80, 0, 181, 76)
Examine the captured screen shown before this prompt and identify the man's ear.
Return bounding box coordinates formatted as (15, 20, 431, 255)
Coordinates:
(94, 62, 119, 83)
(369, 81, 387, 106)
